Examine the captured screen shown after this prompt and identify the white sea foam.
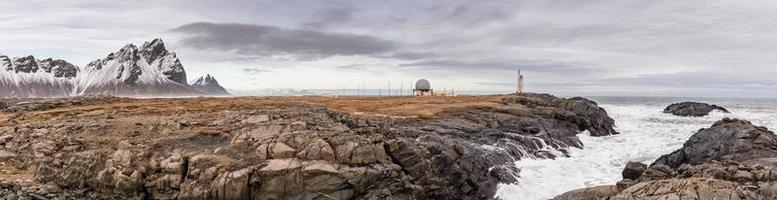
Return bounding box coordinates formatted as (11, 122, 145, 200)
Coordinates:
(496, 100, 777, 200)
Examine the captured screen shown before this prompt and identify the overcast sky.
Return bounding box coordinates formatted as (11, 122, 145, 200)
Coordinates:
(2, 0, 777, 97)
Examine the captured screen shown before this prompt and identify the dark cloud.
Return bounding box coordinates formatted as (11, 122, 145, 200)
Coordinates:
(382, 51, 437, 60)
(171, 22, 397, 60)
(399, 59, 597, 74)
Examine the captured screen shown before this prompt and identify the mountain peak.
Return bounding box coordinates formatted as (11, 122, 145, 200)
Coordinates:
(13, 55, 39, 73)
(1, 55, 12, 71)
(192, 74, 229, 95)
(141, 38, 168, 64)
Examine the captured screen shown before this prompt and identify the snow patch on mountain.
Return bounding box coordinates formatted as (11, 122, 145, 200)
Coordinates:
(0, 55, 78, 98)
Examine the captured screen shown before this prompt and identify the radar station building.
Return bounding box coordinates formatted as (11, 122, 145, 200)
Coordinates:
(414, 79, 433, 96)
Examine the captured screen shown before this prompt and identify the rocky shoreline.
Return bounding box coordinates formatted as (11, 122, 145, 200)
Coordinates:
(0, 94, 616, 199)
(553, 118, 777, 200)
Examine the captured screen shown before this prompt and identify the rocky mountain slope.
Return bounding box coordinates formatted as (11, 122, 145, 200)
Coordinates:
(1, 39, 224, 98)
(191, 74, 229, 95)
(0, 94, 615, 199)
(0, 55, 79, 98)
(553, 118, 777, 200)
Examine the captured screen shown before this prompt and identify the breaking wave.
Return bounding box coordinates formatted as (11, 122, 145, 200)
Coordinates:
(496, 97, 777, 200)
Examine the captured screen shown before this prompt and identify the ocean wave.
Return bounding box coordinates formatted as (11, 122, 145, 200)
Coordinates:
(496, 102, 777, 200)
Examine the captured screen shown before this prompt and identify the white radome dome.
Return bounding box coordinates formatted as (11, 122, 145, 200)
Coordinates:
(415, 79, 431, 90)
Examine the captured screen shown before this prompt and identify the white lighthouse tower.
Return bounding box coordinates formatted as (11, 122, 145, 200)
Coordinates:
(516, 70, 525, 94)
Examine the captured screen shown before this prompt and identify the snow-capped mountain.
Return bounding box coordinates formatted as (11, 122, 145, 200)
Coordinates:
(191, 74, 229, 95)
(75, 39, 201, 96)
(0, 39, 227, 98)
(0, 55, 79, 97)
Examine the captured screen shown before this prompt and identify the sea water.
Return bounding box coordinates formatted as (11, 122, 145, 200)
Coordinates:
(496, 96, 777, 200)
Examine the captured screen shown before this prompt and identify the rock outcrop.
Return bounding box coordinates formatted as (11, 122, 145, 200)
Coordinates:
(553, 118, 777, 200)
(0, 94, 615, 199)
(663, 102, 730, 117)
(191, 74, 229, 95)
(653, 118, 777, 168)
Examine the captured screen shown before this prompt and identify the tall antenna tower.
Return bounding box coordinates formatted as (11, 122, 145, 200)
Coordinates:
(517, 70, 525, 94)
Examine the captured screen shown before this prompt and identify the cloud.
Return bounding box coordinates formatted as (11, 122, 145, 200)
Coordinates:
(336, 64, 366, 70)
(171, 22, 397, 60)
(301, 6, 354, 29)
(399, 59, 597, 74)
(242, 67, 273, 75)
(382, 51, 437, 60)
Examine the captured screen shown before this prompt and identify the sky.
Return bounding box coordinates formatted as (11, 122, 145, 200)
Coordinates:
(1, 0, 777, 97)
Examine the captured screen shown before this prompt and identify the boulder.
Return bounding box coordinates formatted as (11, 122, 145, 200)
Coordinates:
(0, 101, 7, 110)
(621, 161, 647, 180)
(270, 142, 296, 159)
(556, 97, 619, 136)
(663, 102, 730, 117)
(653, 118, 777, 168)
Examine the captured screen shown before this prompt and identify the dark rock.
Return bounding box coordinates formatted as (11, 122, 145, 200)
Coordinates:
(38, 58, 78, 78)
(553, 97, 619, 136)
(621, 161, 647, 180)
(615, 179, 636, 190)
(141, 39, 187, 84)
(0, 101, 7, 110)
(506, 94, 619, 137)
(663, 101, 730, 117)
(653, 118, 777, 168)
(0, 55, 11, 71)
(13, 55, 39, 73)
(638, 164, 675, 181)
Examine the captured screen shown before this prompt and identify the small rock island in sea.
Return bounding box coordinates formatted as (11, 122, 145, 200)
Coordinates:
(663, 102, 730, 117)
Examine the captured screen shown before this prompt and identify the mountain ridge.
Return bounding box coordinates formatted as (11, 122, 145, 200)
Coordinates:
(0, 39, 229, 98)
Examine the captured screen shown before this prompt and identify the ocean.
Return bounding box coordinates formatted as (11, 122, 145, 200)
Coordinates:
(495, 96, 777, 200)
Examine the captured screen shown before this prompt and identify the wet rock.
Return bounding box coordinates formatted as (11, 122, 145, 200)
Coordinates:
(664, 101, 730, 117)
(621, 161, 647, 180)
(555, 97, 619, 136)
(653, 118, 777, 168)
